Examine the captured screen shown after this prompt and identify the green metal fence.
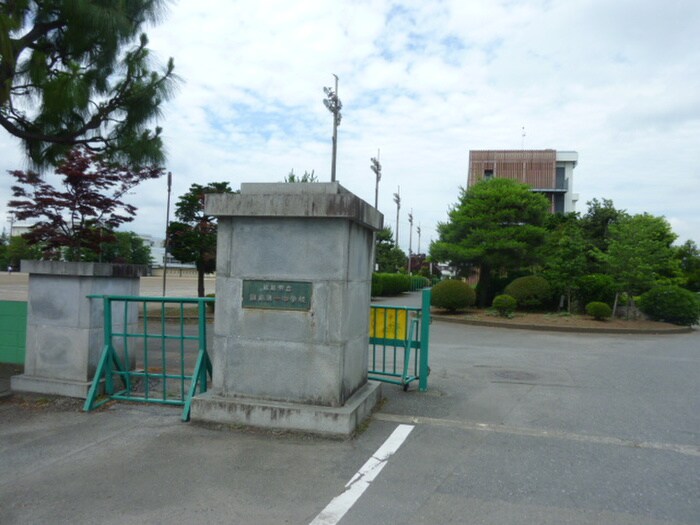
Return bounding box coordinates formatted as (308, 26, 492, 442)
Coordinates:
(83, 295, 214, 421)
(369, 288, 431, 391)
(0, 300, 27, 365)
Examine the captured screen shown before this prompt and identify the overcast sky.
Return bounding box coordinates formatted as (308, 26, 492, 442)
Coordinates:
(1, 0, 698, 252)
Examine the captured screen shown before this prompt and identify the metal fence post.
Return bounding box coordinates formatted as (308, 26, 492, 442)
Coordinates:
(419, 288, 431, 391)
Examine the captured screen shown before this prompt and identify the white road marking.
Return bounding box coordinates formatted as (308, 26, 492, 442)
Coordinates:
(309, 424, 414, 525)
(375, 413, 700, 457)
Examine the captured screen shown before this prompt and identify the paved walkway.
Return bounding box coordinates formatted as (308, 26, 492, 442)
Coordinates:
(2, 297, 699, 524)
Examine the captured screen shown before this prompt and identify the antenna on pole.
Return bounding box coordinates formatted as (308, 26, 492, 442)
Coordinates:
(521, 126, 526, 149)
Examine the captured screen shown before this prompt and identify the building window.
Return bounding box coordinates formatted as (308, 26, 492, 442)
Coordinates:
(484, 169, 494, 180)
(555, 167, 566, 189)
(554, 193, 565, 213)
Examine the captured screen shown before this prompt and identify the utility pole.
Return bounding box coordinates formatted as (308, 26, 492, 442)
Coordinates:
(324, 74, 342, 182)
(393, 187, 401, 247)
(407, 209, 413, 274)
(371, 149, 381, 209)
(162, 171, 172, 296)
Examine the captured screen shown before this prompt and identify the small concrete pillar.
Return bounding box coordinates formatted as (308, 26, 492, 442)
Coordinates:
(190, 182, 383, 436)
(11, 261, 146, 398)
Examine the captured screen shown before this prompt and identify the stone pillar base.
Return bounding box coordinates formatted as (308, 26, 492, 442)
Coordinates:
(190, 381, 382, 438)
(11, 374, 102, 399)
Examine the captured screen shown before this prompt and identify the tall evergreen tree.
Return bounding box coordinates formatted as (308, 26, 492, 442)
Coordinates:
(431, 179, 550, 306)
(0, 1, 176, 168)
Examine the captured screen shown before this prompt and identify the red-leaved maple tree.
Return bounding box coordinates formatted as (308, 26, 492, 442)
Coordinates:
(8, 147, 162, 261)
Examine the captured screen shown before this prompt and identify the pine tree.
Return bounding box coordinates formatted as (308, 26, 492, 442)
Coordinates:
(0, 1, 176, 168)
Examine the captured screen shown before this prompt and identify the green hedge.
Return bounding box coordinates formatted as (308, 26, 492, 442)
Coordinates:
(431, 279, 475, 312)
(409, 275, 431, 291)
(585, 301, 612, 321)
(372, 273, 411, 296)
(492, 294, 517, 317)
(503, 275, 552, 310)
(638, 285, 700, 326)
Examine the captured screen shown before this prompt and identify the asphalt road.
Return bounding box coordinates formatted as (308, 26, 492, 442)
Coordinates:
(1, 291, 699, 524)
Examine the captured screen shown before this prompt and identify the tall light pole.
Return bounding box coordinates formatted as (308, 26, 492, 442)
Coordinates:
(417, 224, 421, 255)
(407, 209, 413, 274)
(323, 74, 342, 182)
(393, 187, 401, 247)
(162, 171, 172, 296)
(371, 149, 381, 209)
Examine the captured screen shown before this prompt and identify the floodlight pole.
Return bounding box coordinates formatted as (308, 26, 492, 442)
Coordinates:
(330, 74, 339, 182)
(371, 149, 381, 209)
(162, 171, 172, 296)
(393, 187, 401, 247)
(407, 209, 414, 274)
(417, 224, 421, 255)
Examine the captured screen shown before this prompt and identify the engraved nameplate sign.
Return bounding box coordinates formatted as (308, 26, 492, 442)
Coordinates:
(242, 280, 312, 311)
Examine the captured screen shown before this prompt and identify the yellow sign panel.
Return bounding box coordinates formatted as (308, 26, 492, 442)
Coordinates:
(369, 308, 408, 340)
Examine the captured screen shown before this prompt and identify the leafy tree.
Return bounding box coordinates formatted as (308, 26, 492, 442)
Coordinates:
(100, 231, 153, 265)
(431, 179, 550, 306)
(580, 198, 627, 255)
(4, 235, 41, 268)
(7, 147, 162, 260)
(167, 182, 235, 297)
(284, 169, 317, 183)
(374, 226, 407, 273)
(602, 213, 682, 314)
(0, 1, 176, 168)
(542, 218, 588, 311)
(675, 240, 700, 292)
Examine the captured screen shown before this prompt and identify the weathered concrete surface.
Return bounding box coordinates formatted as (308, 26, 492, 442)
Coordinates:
(11, 262, 142, 398)
(205, 182, 383, 231)
(1, 310, 698, 525)
(191, 381, 382, 437)
(193, 183, 383, 436)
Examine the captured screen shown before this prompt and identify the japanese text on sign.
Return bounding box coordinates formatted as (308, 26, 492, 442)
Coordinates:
(242, 280, 312, 311)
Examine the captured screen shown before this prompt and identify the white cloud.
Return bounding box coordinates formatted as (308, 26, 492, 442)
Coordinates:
(1, 0, 698, 248)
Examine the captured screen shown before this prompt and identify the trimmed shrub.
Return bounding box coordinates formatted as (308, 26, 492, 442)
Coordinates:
(586, 301, 612, 321)
(575, 274, 616, 308)
(492, 294, 517, 317)
(638, 285, 700, 326)
(371, 273, 384, 297)
(431, 279, 476, 312)
(503, 275, 552, 310)
(371, 273, 411, 296)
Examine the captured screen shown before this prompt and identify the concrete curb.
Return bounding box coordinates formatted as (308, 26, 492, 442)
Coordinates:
(432, 315, 694, 335)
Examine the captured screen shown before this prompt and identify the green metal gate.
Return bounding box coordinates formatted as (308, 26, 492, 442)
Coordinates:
(369, 288, 431, 391)
(83, 295, 214, 421)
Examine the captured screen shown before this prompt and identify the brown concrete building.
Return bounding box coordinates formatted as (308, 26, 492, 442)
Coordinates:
(468, 149, 579, 213)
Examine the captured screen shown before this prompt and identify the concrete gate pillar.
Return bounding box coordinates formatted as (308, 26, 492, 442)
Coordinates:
(190, 182, 383, 436)
(11, 261, 145, 398)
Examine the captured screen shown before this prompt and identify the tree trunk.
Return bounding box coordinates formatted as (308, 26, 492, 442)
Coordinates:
(197, 268, 205, 298)
(612, 292, 619, 318)
(477, 263, 491, 308)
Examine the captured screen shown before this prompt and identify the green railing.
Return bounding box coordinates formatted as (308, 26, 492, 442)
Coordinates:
(83, 295, 214, 422)
(369, 288, 431, 391)
(0, 300, 27, 365)
(408, 276, 431, 291)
